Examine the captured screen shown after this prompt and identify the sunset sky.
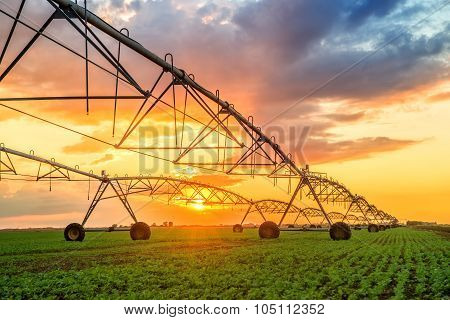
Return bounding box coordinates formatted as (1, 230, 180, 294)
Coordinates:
(0, 0, 449, 228)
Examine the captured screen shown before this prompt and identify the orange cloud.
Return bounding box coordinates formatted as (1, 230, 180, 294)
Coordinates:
(62, 136, 112, 154)
(322, 111, 366, 123)
(302, 137, 422, 164)
(427, 91, 450, 103)
(90, 154, 114, 165)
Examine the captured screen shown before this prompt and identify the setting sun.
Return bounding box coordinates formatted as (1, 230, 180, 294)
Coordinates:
(189, 200, 206, 212)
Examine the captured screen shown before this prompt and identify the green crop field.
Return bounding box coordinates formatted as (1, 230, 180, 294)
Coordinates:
(0, 227, 448, 300)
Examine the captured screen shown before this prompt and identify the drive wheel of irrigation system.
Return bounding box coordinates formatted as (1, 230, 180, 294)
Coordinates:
(64, 223, 86, 241)
(368, 224, 379, 233)
(233, 224, 244, 233)
(130, 222, 151, 240)
(259, 221, 280, 239)
(329, 222, 352, 240)
(379, 225, 386, 231)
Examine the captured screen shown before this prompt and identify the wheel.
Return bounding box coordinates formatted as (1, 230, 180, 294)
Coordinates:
(233, 224, 243, 233)
(385, 225, 391, 229)
(258, 221, 280, 239)
(64, 223, 85, 241)
(309, 224, 317, 229)
(287, 224, 295, 228)
(368, 224, 379, 233)
(329, 222, 352, 240)
(379, 225, 386, 231)
(130, 222, 151, 240)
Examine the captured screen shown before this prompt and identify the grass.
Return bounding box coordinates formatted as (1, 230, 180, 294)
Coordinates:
(0, 227, 448, 299)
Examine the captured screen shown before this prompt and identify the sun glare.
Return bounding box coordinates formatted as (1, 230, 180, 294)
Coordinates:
(189, 199, 206, 212)
(190, 202, 206, 211)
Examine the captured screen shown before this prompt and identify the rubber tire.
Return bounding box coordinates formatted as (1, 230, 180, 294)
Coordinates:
(329, 222, 352, 240)
(233, 224, 243, 233)
(368, 224, 379, 233)
(130, 222, 151, 240)
(385, 225, 391, 229)
(379, 225, 386, 231)
(259, 221, 280, 239)
(64, 223, 85, 242)
(287, 224, 295, 228)
(309, 224, 317, 229)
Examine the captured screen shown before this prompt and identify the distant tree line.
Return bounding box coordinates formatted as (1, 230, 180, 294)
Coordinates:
(406, 220, 437, 226)
(151, 222, 174, 227)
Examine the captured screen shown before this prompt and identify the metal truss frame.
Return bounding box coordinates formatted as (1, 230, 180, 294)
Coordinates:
(0, 145, 397, 227)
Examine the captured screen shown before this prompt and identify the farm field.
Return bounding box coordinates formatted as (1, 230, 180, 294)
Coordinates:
(0, 227, 448, 300)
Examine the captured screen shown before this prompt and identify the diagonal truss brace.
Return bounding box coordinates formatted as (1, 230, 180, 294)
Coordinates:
(240, 203, 267, 225)
(0, 0, 26, 65)
(278, 177, 333, 227)
(0, 148, 16, 176)
(0, 11, 57, 82)
(36, 162, 70, 181)
(82, 180, 138, 226)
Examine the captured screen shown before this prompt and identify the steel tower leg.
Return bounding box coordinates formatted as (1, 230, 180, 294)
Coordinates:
(82, 180, 109, 226)
(82, 180, 139, 226)
(240, 203, 253, 225)
(356, 200, 376, 224)
(255, 207, 267, 222)
(293, 211, 311, 225)
(109, 180, 138, 223)
(343, 199, 354, 220)
(304, 177, 332, 226)
(278, 178, 304, 227)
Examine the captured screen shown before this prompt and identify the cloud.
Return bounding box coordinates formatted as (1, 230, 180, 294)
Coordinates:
(346, 0, 407, 28)
(233, 0, 343, 62)
(90, 0, 145, 22)
(261, 25, 449, 109)
(2, 0, 447, 115)
(62, 136, 112, 154)
(427, 91, 450, 102)
(300, 136, 421, 164)
(322, 111, 366, 123)
(0, 184, 83, 217)
(90, 153, 114, 165)
(62, 125, 114, 154)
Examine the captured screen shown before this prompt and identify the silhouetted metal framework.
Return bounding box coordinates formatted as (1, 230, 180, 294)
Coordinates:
(240, 200, 304, 226)
(0, 0, 397, 227)
(240, 201, 395, 228)
(1, 145, 397, 228)
(0, 145, 249, 226)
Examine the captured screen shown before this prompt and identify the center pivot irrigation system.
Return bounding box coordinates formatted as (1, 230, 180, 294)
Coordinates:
(0, 145, 397, 241)
(0, 0, 398, 241)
